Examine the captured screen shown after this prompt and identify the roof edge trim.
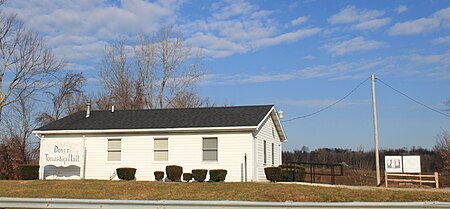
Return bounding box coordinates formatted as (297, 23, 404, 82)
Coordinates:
(32, 126, 258, 135)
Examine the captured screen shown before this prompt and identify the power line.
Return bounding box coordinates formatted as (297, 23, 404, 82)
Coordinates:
(375, 78, 450, 118)
(282, 76, 371, 123)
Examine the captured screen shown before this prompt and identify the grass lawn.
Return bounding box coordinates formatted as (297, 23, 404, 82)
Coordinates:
(0, 180, 449, 202)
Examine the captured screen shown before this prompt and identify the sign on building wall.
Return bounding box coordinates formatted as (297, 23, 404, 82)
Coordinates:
(42, 140, 84, 167)
(385, 155, 421, 173)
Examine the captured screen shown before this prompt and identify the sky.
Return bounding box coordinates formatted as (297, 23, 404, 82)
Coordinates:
(3, 0, 450, 151)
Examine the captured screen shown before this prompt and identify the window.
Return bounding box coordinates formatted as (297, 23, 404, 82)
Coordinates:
(271, 143, 274, 165)
(107, 139, 121, 161)
(203, 137, 218, 161)
(154, 138, 168, 161)
(263, 140, 267, 164)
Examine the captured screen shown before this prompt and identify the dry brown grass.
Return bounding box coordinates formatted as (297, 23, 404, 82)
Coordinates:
(0, 180, 449, 202)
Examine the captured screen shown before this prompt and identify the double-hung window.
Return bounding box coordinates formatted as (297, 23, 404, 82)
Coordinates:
(203, 137, 218, 161)
(154, 138, 168, 161)
(107, 139, 121, 161)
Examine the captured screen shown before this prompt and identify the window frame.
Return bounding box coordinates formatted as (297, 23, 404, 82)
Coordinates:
(107, 138, 121, 162)
(154, 138, 169, 162)
(263, 140, 267, 164)
(271, 143, 275, 165)
(202, 137, 218, 162)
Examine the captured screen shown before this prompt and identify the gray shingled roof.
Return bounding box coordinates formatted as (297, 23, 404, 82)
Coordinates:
(35, 105, 274, 131)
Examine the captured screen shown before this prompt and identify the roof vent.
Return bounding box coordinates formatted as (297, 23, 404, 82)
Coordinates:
(111, 105, 115, 113)
(86, 102, 91, 118)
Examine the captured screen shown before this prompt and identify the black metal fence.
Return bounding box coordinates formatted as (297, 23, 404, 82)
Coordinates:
(287, 162, 344, 185)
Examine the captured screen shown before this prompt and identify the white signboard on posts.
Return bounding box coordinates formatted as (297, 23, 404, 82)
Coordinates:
(385, 155, 421, 173)
(385, 156, 403, 173)
(402, 155, 421, 173)
(42, 140, 84, 167)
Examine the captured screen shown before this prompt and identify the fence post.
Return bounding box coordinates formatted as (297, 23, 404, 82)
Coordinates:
(293, 163, 296, 182)
(385, 172, 388, 189)
(331, 166, 335, 185)
(435, 172, 439, 189)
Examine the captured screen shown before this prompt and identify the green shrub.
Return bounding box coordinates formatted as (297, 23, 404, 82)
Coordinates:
(166, 165, 183, 181)
(183, 173, 193, 182)
(264, 167, 282, 182)
(116, 167, 136, 180)
(192, 169, 207, 182)
(209, 169, 227, 182)
(278, 164, 306, 182)
(18, 164, 39, 180)
(154, 171, 164, 181)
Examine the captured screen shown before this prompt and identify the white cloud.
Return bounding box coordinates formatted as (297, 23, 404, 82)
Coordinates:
(389, 6, 450, 35)
(322, 37, 386, 56)
(201, 59, 390, 85)
(4, 0, 182, 63)
(253, 28, 321, 48)
(328, 6, 388, 31)
(328, 6, 383, 24)
(4, 0, 322, 65)
(396, 5, 408, 14)
(406, 51, 450, 66)
(303, 55, 316, 60)
(182, 1, 321, 58)
(291, 16, 308, 26)
(201, 50, 450, 86)
(185, 32, 247, 58)
(352, 18, 390, 30)
(431, 36, 450, 45)
(389, 18, 440, 35)
(211, 0, 257, 20)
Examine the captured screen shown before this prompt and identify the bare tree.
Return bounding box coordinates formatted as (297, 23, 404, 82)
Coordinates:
(434, 130, 450, 173)
(37, 73, 86, 126)
(166, 90, 212, 108)
(100, 26, 205, 110)
(0, 91, 38, 179)
(99, 39, 144, 110)
(0, 10, 63, 120)
(151, 25, 204, 108)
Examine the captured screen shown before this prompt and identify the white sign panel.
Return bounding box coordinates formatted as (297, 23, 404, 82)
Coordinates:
(385, 156, 402, 173)
(403, 155, 421, 173)
(43, 140, 84, 167)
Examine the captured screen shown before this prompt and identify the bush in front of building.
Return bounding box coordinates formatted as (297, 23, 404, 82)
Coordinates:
(192, 169, 207, 182)
(116, 167, 136, 180)
(209, 169, 227, 182)
(18, 164, 39, 180)
(154, 171, 164, 181)
(183, 173, 193, 182)
(264, 167, 282, 182)
(278, 164, 306, 182)
(166, 165, 183, 181)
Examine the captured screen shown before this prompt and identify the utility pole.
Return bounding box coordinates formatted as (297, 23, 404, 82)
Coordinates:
(371, 73, 381, 185)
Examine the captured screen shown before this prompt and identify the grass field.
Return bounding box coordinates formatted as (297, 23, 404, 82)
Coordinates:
(0, 180, 449, 202)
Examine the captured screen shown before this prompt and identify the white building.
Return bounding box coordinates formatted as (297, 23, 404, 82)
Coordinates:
(33, 105, 287, 182)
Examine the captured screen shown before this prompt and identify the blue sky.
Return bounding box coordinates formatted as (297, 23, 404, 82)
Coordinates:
(4, 0, 450, 151)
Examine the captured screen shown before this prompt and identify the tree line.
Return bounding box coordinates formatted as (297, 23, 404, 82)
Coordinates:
(283, 130, 450, 174)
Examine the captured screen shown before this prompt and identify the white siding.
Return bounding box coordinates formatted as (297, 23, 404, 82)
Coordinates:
(254, 115, 282, 181)
(41, 132, 253, 182)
